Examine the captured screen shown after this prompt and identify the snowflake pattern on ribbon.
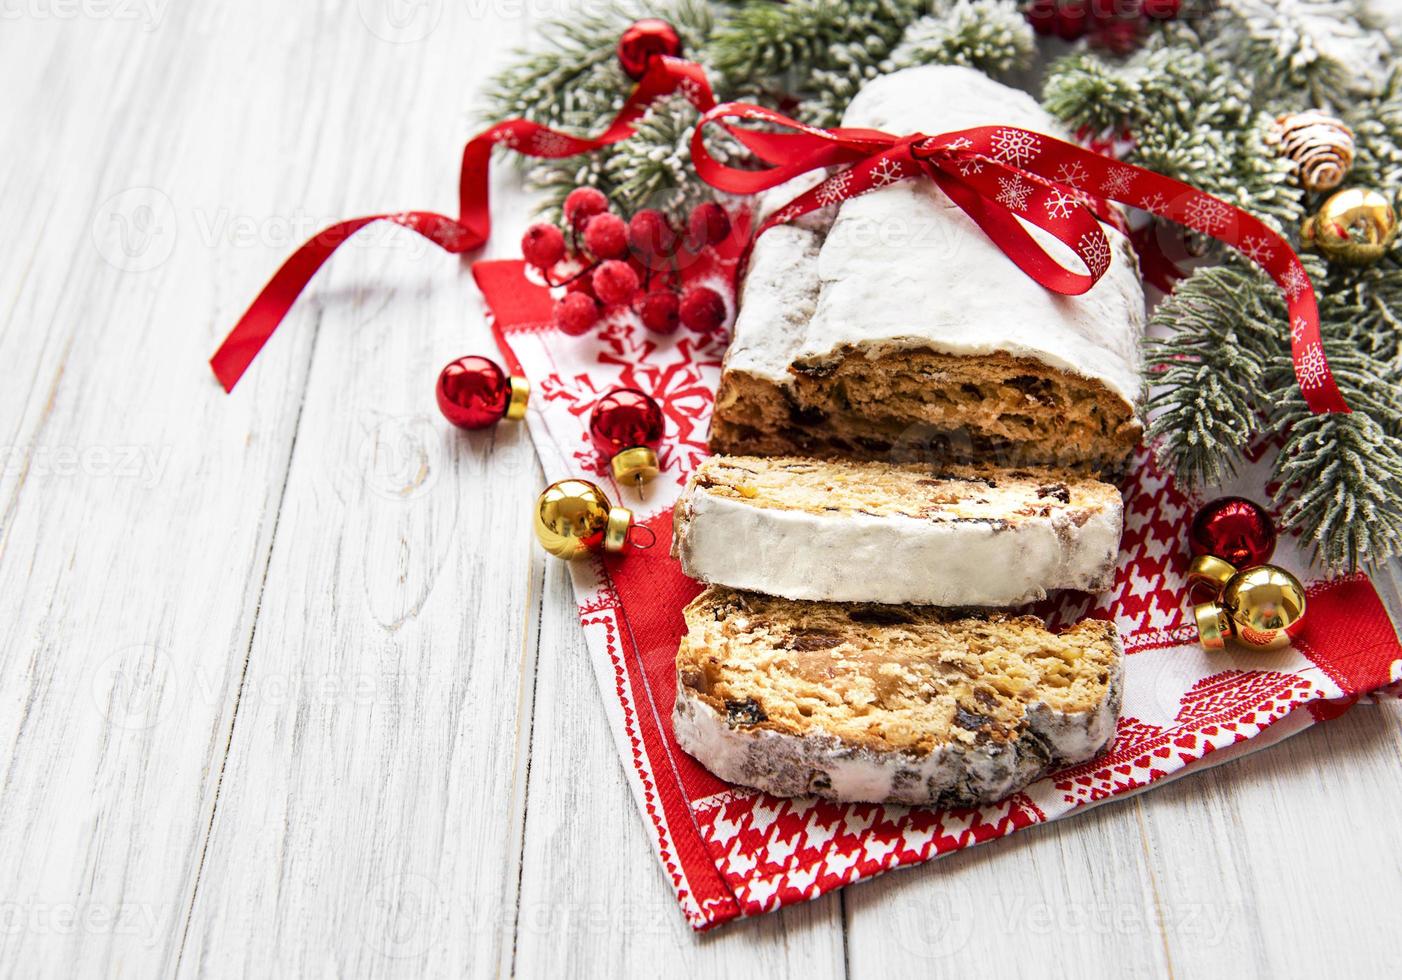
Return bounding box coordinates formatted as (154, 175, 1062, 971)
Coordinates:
(1183, 194, 1233, 234)
(996, 175, 1034, 211)
(1138, 191, 1168, 213)
(989, 128, 1042, 166)
(816, 171, 853, 206)
(1045, 188, 1079, 220)
(1077, 231, 1112, 276)
(1282, 262, 1311, 301)
(1101, 166, 1136, 197)
(1055, 160, 1090, 188)
(870, 157, 907, 187)
(531, 130, 574, 156)
(1240, 234, 1276, 266)
(1296, 342, 1329, 390)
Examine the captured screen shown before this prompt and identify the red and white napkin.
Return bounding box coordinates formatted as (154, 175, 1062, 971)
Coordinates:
(474, 259, 1402, 932)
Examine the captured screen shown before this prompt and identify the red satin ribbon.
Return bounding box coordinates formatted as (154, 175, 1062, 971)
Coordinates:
(690, 102, 1350, 415)
(209, 56, 715, 391)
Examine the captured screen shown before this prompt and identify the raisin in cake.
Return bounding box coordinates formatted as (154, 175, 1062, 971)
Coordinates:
(709, 65, 1145, 474)
(673, 588, 1123, 806)
(673, 456, 1121, 606)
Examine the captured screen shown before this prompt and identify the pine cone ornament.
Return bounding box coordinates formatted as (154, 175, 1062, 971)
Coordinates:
(1268, 110, 1355, 193)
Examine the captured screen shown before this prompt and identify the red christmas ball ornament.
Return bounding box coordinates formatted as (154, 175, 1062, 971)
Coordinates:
(628, 209, 678, 263)
(1189, 496, 1277, 568)
(582, 212, 630, 259)
(687, 202, 731, 250)
(553, 292, 599, 336)
(436, 355, 528, 430)
(617, 18, 683, 80)
(679, 285, 726, 332)
(521, 222, 565, 269)
(592, 260, 640, 306)
(563, 187, 609, 230)
(639, 289, 680, 334)
(590, 387, 665, 490)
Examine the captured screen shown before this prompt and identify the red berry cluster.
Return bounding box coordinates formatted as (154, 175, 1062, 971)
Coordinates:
(521, 187, 733, 338)
(1026, 0, 1181, 53)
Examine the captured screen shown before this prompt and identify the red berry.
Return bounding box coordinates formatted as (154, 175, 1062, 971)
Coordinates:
(687, 202, 731, 250)
(563, 187, 609, 230)
(592, 260, 640, 306)
(678, 286, 726, 332)
(521, 222, 565, 269)
(639, 289, 681, 334)
(582, 212, 629, 259)
(628, 209, 677, 261)
(553, 292, 599, 336)
(1143, 0, 1181, 20)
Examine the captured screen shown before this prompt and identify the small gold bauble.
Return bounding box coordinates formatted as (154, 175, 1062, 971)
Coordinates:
(1301, 187, 1399, 266)
(1220, 565, 1307, 652)
(1193, 601, 1233, 652)
(1187, 554, 1237, 595)
(533, 479, 633, 559)
(610, 445, 660, 488)
(505, 376, 530, 421)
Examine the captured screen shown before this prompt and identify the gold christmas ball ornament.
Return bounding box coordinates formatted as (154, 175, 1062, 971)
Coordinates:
(1193, 601, 1233, 652)
(1301, 187, 1399, 266)
(533, 479, 634, 559)
(1187, 554, 1237, 595)
(1192, 564, 1307, 652)
(1220, 565, 1308, 651)
(1268, 110, 1355, 193)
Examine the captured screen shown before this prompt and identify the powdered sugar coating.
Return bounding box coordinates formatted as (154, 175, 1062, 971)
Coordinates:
(724, 65, 1145, 410)
(674, 483, 1122, 606)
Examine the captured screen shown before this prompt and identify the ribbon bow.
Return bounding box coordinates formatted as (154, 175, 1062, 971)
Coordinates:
(690, 102, 1349, 415)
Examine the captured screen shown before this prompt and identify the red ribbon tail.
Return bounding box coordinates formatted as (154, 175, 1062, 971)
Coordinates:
(211, 218, 374, 391)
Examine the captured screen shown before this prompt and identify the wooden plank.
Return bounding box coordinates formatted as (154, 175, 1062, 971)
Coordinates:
(173, 5, 547, 976)
(1134, 703, 1402, 977)
(0, 5, 329, 977)
(844, 798, 1172, 978)
(511, 563, 849, 977)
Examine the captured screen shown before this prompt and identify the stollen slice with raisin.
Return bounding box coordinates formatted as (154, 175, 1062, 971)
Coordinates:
(672, 455, 1122, 607)
(672, 588, 1122, 806)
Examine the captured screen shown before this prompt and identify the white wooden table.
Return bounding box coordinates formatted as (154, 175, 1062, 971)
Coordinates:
(2, 3, 1400, 977)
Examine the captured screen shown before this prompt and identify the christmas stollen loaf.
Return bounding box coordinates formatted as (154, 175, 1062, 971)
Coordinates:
(709, 65, 1146, 474)
(672, 455, 1122, 606)
(672, 588, 1123, 806)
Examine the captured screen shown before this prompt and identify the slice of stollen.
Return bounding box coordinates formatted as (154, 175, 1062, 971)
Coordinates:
(672, 587, 1123, 806)
(672, 455, 1122, 606)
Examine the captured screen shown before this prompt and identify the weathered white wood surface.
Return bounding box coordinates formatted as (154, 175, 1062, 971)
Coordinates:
(0, 3, 1399, 978)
